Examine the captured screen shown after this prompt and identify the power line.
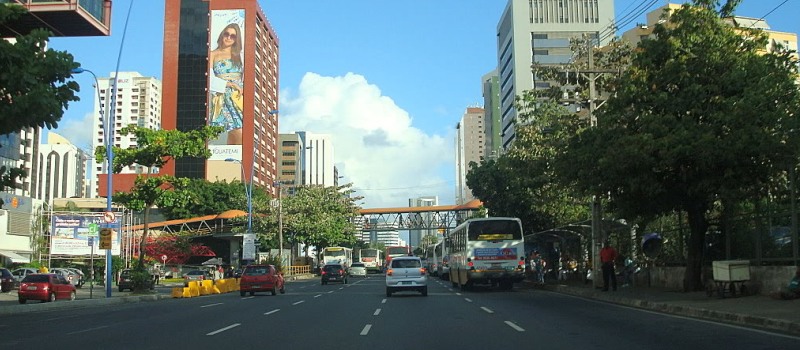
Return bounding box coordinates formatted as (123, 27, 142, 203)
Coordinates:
(747, 0, 789, 29)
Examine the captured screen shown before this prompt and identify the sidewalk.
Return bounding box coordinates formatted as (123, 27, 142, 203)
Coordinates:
(522, 279, 800, 336)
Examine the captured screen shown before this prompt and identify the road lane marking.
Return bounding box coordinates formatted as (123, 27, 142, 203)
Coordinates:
(455, 292, 462, 296)
(339, 287, 345, 290)
(207, 323, 240, 336)
(360, 324, 372, 336)
(464, 298, 472, 303)
(292, 300, 305, 305)
(327, 291, 334, 294)
(241, 296, 254, 300)
(67, 325, 108, 335)
(264, 309, 280, 315)
(505, 321, 525, 332)
(314, 294, 323, 298)
(201, 303, 223, 308)
(373, 308, 381, 316)
(381, 298, 387, 304)
(481, 307, 494, 314)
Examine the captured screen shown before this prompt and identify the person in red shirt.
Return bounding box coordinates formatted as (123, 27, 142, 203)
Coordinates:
(600, 241, 618, 291)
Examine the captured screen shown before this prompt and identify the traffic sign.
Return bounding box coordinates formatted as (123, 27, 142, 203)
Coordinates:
(161, 255, 168, 263)
(88, 223, 99, 237)
(99, 228, 113, 250)
(88, 237, 94, 246)
(103, 211, 116, 223)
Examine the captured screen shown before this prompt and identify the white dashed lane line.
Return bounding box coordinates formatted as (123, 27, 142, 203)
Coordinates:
(360, 324, 372, 336)
(481, 307, 494, 314)
(264, 309, 280, 315)
(201, 303, 223, 308)
(292, 300, 305, 305)
(381, 298, 387, 304)
(314, 294, 322, 298)
(373, 308, 381, 316)
(464, 298, 473, 303)
(505, 321, 525, 332)
(207, 323, 240, 336)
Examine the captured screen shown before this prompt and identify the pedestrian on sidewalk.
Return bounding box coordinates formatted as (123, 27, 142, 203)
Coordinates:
(600, 241, 618, 291)
(530, 251, 545, 284)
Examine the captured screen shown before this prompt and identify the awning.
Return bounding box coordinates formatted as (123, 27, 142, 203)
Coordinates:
(0, 250, 31, 264)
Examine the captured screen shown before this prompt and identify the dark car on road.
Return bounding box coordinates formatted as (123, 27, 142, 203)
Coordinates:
(321, 263, 348, 285)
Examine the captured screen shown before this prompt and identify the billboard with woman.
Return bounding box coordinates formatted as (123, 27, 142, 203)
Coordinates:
(208, 9, 245, 147)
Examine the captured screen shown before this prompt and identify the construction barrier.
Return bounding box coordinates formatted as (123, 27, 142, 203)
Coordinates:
(171, 278, 240, 298)
(286, 265, 311, 275)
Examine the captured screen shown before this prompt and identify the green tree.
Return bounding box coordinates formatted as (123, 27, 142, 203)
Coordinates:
(466, 96, 589, 234)
(0, 5, 80, 202)
(97, 125, 223, 273)
(279, 184, 363, 257)
(555, 0, 800, 291)
(157, 178, 244, 220)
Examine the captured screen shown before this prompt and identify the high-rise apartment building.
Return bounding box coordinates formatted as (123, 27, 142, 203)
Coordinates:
(92, 72, 162, 198)
(360, 218, 403, 247)
(455, 107, 485, 205)
(408, 196, 439, 249)
(277, 133, 302, 194)
(296, 131, 335, 187)
(496, 0, 614, 149)
(162, 0, 280, 196)
(482, 70, 502, 159)
(36, 132, 87, 206)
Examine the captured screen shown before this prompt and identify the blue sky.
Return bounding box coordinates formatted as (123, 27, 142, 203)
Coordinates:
(50, 0, 800, 209)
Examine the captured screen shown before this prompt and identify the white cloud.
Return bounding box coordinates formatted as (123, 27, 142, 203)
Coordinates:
(54, 111, 94, 151)
(280, 72, 454, 208)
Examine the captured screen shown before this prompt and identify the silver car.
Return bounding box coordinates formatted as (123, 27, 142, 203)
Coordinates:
(349, 262, 367, 277)
(50, 268, 82, 288)
(385, 256, 428, 297)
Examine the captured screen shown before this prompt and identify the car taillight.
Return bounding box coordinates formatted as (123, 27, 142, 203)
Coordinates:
(386, 269, 393, 276)
(321, 270, 327, 275)
(419, 268, 426, 275)
(339, 269, 344, 275)
(518, 258, 525, 266)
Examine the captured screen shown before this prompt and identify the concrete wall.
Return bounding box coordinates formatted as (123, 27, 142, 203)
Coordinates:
(640, 265, 796, 295)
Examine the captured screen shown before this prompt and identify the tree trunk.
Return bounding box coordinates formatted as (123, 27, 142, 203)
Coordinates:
(137, 206, 151, 271)
(683, 200, 709, 292)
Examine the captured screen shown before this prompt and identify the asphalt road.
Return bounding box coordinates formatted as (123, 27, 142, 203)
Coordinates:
(1, 275, 798, 349)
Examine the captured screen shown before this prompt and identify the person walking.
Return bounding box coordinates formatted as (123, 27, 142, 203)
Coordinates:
(600, 242, 618, 291)
(530, 251, 546, 284)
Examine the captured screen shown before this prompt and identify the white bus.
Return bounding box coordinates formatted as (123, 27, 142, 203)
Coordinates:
(447, 217, 526, 291)
(321, 247, 353, 268)
(358, 248, 384, 273)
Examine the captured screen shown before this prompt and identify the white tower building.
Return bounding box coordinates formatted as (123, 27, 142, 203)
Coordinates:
(36, 132, 87, 206)
(89, 72, 162, 197)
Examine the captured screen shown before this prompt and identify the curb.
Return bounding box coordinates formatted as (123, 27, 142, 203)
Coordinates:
(543, 284, 800, 336)
(0, 294, 171, 316)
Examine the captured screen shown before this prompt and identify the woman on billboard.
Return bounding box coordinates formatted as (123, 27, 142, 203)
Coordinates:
(209, 22, 244, 145)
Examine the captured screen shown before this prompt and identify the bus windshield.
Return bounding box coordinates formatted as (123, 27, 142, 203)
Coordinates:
(468, 220, 523, 241)
(386, 247, 408, 256)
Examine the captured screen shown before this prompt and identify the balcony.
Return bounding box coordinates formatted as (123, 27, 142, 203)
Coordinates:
(0, 0, 111, 37)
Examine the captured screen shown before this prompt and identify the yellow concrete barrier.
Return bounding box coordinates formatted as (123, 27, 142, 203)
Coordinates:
(200, 280, 214, 295)
(188, 281, 201, 297)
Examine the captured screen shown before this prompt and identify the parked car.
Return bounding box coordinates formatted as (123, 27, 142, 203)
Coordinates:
(385, 256, 427, 297)
(18, 273, 76, 304)
(117, 269, 134, 292)
(349, 262, 367, 277)
(183, 269, 213, 287)
(239, 264, 285, 296)
(51, 268, 82, 288)
(64, 268, 86, 287)
(11, 267, 38, 285)
(118, 269, 155, 292)
(1, 268, 14, 292)
(321, 263, 348, 285)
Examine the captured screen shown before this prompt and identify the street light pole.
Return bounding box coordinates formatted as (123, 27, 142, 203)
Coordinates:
(274, 181, 283, 267)
(71, 67, 115, 297)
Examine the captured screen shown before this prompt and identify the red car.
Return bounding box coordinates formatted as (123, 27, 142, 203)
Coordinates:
(239, 264, 285, 296)
(18, 273, 76, 304)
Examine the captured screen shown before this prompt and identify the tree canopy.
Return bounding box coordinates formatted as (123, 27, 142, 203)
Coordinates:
(554, 0, 800, 291)
(0, 5, 80, 202)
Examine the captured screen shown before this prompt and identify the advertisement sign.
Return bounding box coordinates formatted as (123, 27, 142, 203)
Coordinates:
(208, 145, 243, 161)
(242, 233, 256, 261)
(472, 248, 517, 261)
(208, 9, 246, 148)
(51, 215, 122, 255)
